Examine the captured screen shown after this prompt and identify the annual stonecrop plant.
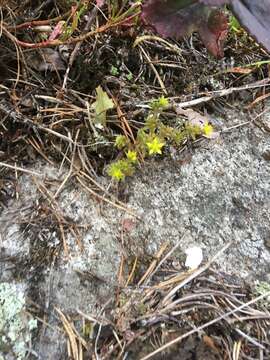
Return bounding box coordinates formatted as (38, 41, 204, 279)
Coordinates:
(107, 96, 214, 181)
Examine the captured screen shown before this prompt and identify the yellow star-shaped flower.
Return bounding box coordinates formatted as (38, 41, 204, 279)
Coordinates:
(203, 122, 214, 137)
(108, 163, 125, 181)
(126, 150, 137, 162)
(146, 137, 165, 155)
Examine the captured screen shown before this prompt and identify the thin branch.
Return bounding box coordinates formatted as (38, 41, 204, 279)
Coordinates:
(173, 78, 270, 108)
(0, 161, 42, 177)
(141, 291, 270, 360)
(2, 12, 140, 49)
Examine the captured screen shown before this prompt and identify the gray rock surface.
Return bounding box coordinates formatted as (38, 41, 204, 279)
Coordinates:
(127, 110, 270, 280)
(0, 106, 269, 359)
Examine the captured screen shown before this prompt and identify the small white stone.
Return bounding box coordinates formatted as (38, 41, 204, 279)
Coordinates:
(185, 246, 203, 270)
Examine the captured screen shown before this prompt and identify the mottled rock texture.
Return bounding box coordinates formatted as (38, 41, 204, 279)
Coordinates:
(1, 106, 269, 359)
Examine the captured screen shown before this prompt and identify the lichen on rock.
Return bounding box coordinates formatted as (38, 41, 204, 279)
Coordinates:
(0, 282, 37, 360)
